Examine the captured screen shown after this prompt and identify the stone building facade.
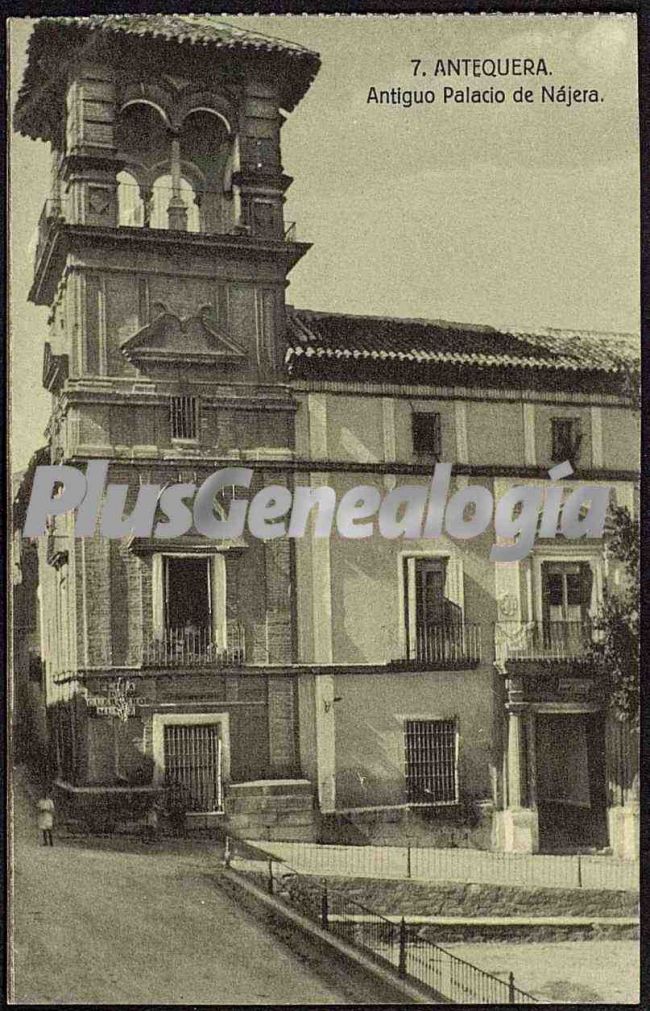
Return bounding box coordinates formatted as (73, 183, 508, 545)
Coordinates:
(13, 16, 639, 855)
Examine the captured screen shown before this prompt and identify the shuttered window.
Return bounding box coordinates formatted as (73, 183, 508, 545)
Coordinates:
(551, 417, 582, 464)
(412, 412, 442, 458)
(404, 718, 458, 804)
(170, 395, 200, 441)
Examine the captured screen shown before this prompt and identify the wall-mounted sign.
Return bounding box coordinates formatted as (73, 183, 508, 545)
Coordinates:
(81, 679, 148, 721)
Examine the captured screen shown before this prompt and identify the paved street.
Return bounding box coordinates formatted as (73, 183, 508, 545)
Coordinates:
(10, 773, 351, 1005)
(10, 771, 640, 1005)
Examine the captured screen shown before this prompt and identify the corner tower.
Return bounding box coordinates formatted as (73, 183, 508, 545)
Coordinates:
(15, 16, 322, 830)
(16, 15, 319, 386)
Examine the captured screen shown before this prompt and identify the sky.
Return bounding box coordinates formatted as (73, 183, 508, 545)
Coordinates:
(9, 14, 640, 471)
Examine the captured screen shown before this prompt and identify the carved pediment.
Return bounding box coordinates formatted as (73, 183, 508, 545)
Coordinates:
(120, 304, 246, 367)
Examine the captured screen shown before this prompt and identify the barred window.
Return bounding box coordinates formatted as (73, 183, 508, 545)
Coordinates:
(170, 395, 200, 441)
(412, 412, 442, 459)
(551, 417, 582, 464)
(404, 718, 458, 804)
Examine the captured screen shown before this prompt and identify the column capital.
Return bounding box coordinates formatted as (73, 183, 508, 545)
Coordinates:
(505, 675, 527, 709)
(506, 701, 528, 715)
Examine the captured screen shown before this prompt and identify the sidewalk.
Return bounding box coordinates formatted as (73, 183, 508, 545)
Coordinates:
(249, 840, 639, 892)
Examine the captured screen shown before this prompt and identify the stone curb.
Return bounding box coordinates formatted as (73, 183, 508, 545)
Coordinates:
(218, 866, 452, 1004)
(325, 914, 639, 926)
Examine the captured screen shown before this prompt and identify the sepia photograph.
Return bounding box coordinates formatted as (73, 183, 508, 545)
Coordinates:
(8, 11, 640, 1005)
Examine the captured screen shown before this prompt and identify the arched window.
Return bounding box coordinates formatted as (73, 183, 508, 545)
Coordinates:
(151, 175, 200, 233)
(117, 171, 144, 227)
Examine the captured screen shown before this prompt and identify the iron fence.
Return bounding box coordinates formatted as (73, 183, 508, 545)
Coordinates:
(239, 850, 538, 1004)
(254, 841, 639, 892)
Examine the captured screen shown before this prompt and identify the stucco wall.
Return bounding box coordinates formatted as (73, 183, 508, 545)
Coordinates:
(466, 401, 525, 467)
(332, 668, 495, 809)
(601, 407, 639, 472)
(295, 471, 498, 667)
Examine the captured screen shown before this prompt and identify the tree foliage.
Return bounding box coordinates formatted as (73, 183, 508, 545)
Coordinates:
(591, 504, 639, 724)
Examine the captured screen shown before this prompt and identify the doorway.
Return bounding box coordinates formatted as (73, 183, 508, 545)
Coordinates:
(535, 711, 608, 851)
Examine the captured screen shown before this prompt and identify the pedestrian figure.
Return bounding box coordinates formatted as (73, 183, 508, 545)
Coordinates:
(142, 799, 160, 844)
(38, 796, 54, 846)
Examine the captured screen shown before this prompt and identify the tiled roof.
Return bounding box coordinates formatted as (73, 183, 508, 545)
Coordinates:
(286, 307, 639, 378)
(29, 14, 317, 55)
(15, 16, 320, 138)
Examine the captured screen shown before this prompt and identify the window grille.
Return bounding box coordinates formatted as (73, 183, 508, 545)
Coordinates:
(412, 412, 442, 458)
(404, 718, 458, 804)
(163, 724, 223, 812)
(551, 417, 582, 464)
(170, 395, 200, 441)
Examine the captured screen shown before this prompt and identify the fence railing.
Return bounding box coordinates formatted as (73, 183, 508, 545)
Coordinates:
(411, 622, 482, 666)
(143, 624, 245, 667)
(496, 620, 594, 660)
(228, 842, 538, 1004)
(252, 841, 639, 892)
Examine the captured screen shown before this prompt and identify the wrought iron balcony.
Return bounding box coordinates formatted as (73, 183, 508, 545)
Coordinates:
(496, 620, 595, 662)
(143, 624, 245, 668)
(406, 623, 482, 668)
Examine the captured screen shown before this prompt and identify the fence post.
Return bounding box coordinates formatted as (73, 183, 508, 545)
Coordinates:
(321, 881, 329, 930)
(407, 844, 412, 879)
(267, 858, 274, 895)
(508, 971, 515, 1003)
(224, 835, 231, 868)
(577, 854, 582, 888)
(398, 917, 407, 977)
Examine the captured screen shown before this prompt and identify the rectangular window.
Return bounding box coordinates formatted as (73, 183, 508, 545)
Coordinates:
(170, 395, 200, 441)
(402, 556, 473, 664)
(164, 556, 211, 630)
(412, 411, 442, 458)
(404, 718, 458, 804)
(551, 417, 582, 464)
(540, 561, 593, 656)
(541, 561, 592, 623)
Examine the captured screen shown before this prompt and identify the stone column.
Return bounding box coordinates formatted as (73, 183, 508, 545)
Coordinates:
(167, 134, 188, 231)
(506, 705, 524, 809)
(495, 675, 539, 852)
(140, 185, 153, 228)
(606, 716, 639, 859)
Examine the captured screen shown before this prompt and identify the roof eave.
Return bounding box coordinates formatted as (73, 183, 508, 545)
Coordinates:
(15, 18, 320, 141)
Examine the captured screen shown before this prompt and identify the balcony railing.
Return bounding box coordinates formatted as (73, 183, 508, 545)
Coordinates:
(144, 624, 245, 668)
(116, 182, 295, 240)
(496, 620, 594, 661)
(408, 623, 482, 667)
(34, 185, 297, 262)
